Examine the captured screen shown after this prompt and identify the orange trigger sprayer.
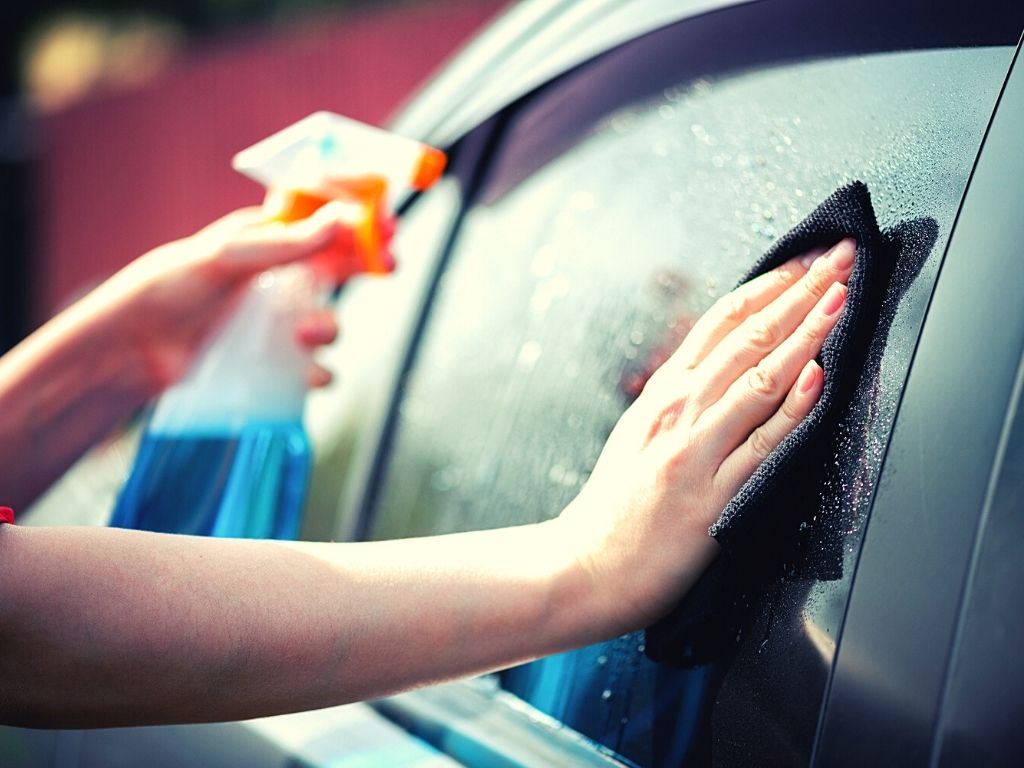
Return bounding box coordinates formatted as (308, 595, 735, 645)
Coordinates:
(263, 175, 391, 279)
(232, 111, 447, 283)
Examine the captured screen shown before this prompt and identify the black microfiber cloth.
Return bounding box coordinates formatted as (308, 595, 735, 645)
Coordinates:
(644, 181, 934, 668)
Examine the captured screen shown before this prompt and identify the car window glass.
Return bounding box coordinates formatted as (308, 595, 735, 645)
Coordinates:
(368, 45, 1011, 766)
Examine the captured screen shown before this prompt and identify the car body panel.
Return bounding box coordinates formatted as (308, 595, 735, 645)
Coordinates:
(391, 0, 759, 148)
(816, 40, 1024, 765)
(353, 5, 1023, 764)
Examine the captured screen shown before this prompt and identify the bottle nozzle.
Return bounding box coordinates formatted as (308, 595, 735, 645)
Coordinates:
(412, 146, 447, 190)
(233, 112, 447, 285)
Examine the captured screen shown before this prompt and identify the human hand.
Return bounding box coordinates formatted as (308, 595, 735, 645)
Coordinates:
(94, 201, 374, 394)
(554, 239, 856, 635)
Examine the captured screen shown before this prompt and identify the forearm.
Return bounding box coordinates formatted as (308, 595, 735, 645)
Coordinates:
(0, 284, 158, 509)
(0, 520, 604, 729)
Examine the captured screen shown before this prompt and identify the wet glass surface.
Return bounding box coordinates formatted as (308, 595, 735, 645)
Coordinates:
(369, 46, 1012, 766)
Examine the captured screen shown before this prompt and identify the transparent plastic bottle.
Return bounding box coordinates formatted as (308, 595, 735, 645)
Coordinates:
(111, 112, 445, 540)
(110, 267, 316, 538)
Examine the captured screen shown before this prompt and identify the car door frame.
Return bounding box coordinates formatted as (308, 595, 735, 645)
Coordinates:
(814, 35, 1024, 766)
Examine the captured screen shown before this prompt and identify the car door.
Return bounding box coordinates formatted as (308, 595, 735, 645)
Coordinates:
(333, 0, 1024, 765)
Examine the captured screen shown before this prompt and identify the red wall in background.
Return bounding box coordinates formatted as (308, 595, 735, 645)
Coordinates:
(32, 0, 504, 320)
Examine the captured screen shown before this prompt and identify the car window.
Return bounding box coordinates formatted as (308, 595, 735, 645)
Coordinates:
(364, 32, 1013, 768)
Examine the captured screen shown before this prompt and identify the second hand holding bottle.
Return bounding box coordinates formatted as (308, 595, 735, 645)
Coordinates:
(110, 113, 446, 540)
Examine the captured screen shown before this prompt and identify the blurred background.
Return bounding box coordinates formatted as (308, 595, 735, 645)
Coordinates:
(0, 0, 506, 353)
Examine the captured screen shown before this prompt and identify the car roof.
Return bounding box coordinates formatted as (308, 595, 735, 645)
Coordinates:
(390, 0, 758, 147)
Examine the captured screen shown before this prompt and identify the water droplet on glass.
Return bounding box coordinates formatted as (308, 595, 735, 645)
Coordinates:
(399, 398, 425, 425)
(530, 274, 571, 315)
(663, 84, 686, 102)
(610, 113, 636, 134)
(516, 340, 542, 370)
(530, 244, 557, 278)
(692, 78, 712, 95)
(431, 468, 457, 492)
(569, 190, 598, 211)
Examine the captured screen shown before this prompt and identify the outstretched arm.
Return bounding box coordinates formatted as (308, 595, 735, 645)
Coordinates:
(0, 239, 855, 729)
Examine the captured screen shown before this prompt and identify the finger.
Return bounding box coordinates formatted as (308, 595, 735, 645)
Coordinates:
(218, 200, 357, 274)
(715, 360, 823, 493)
(295, 309, 339, 349)
(689, 238, 855, 407)
(669, 250, 824, 371)
(700, 281, 845, 461)
(306, 362, 334, 389)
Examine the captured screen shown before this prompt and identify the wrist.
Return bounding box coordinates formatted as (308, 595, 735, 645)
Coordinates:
(532, 515, 639, 645)
(88, 248, 228, 397)
(53, 282, 164, 406)
(549, 492, 721, 638)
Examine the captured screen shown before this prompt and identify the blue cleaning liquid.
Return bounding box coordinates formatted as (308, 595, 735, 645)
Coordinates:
(110, 421, 310, 539)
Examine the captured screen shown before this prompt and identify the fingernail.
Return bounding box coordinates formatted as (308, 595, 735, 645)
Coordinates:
(829, 238, 856, 270)
(821, 282, 846, 315)
(799, 246, 828, 270)
(798, 361, 820, 393)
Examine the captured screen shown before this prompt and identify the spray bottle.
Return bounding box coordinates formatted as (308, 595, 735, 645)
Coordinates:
(110, 112, 446, 539)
